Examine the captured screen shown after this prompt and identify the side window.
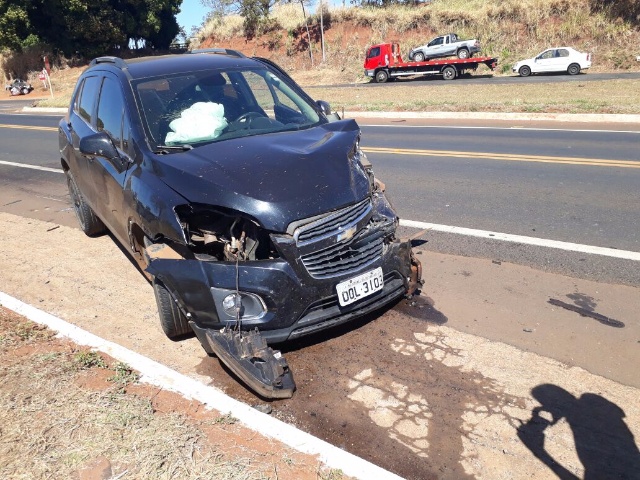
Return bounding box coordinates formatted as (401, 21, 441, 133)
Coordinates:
(274, 88, 302, 114)
(367, 47, 380, 59)
(540, 50, 554, 60)
(242, 71, 275, 114)
(558, 49, 570, 57)
(76, 76, 101, 124)
(96, 77, 125, 148)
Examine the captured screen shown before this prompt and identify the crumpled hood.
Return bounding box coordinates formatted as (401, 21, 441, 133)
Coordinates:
(152, 119, 371, 232)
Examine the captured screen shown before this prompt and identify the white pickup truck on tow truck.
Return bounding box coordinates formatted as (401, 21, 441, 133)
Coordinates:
(408, 33, 481, 62)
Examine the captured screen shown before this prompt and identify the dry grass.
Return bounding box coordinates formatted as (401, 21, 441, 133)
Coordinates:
(303, 78, 640, 114)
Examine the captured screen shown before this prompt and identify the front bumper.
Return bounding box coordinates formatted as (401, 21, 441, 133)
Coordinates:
(147, 237, 414, 345)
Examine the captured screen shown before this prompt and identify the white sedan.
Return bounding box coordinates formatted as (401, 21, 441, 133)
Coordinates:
(513, 47, 592, 77)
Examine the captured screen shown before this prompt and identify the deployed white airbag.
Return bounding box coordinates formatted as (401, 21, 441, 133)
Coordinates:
(165, 102, 228, 144)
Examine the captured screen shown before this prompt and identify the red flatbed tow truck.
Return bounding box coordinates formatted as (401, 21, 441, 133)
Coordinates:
(364, 42, 498, 82)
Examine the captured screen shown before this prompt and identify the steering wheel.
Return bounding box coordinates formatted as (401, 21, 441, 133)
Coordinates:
(232, 111, 267, 127)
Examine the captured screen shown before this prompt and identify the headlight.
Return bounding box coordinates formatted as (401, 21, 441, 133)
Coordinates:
(175, 204, 278, 261)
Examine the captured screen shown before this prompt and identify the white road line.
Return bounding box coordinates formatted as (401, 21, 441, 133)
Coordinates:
(0, 291, 403, 480)
(400, 219, 640, 261)
(0, 160, 63, 173)
(3, 159, 638, 261)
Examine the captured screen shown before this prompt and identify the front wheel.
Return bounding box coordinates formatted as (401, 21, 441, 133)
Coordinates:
(518, 65, 531, 77)
(457, 48, 470, 59)
(442, 66, 457, 80)
(413, 52, 425, 62)
(65, 171, 106, 236)
(375, 69, 389, 83)
(153, 280, 193, 339)
(567, 63, 580, 75)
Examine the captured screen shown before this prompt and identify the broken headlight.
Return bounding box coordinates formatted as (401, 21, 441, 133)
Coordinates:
(174, 204, 279, 261)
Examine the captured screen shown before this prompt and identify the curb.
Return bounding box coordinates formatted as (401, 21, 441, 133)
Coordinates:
(0, 290, 404, 480)
(22, 106, 67, 113)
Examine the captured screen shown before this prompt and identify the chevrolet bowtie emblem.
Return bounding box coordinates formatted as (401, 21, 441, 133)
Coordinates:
(336, 225, 357, 242)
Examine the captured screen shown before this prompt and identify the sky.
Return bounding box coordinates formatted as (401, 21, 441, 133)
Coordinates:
(176, 0, 344, 36)
(177, 0, 209, 35)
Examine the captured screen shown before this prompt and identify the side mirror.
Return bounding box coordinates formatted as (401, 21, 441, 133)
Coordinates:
(316, 100, 332, 116)
(79, 131, 119, 160)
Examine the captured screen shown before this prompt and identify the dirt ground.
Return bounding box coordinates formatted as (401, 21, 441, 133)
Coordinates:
(0, 206, 639, 479)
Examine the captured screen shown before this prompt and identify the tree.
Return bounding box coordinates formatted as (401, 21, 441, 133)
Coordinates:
(0, 1, 32, 50)
(0, 0, 182, 56)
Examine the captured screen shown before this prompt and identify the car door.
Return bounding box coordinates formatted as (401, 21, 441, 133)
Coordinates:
(68, 75, 102, 205)
(89, 74, 132, 244)
(534, 49, 561, 72)
(425, 37, 445, 58)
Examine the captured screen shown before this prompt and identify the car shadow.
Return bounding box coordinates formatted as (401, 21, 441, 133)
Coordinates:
(517, 384, 640, 479)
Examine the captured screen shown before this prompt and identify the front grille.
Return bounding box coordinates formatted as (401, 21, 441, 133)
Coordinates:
(300, 223, 384, 278)
(293, 198, 371, 246)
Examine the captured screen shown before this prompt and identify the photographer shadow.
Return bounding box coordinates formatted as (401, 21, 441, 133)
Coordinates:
(517, 384, 640, 479)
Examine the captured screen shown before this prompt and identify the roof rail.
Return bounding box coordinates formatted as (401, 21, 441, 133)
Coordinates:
(189, 48, 246, 58)
(90, 56, 128, 69)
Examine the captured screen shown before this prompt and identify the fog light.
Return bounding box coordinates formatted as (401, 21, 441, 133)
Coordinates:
(222, 293, 242, 317)
(215, 290, 267, 320)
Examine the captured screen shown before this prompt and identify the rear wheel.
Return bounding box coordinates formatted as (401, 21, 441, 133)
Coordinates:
(568, 63, 580, 75)
(375, 69, 389, 83)
(518, 65, 531, 77)
(153, 280, 193, 339)
(413, 52, 425, 62)
(442, 66, 457, 80)
(65, 171, 106, 236)
(457, 48, 470, 59)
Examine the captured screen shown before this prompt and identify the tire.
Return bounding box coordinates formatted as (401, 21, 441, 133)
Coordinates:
(375, 69, 389, 83)
(153, 280, 193, 339)
(519, 65, 531, 77)
(65, 171, 106, 236)
(568, 63, 580, 75)
(457, 48, 470, 59)
(442, 66, 457, 81)
(413, 52, 425, 62)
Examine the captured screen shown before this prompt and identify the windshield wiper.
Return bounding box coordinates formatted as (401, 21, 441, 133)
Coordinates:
(155, 144, 193, 154)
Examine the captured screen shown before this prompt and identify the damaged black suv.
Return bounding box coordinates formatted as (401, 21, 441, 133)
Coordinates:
(59, 50, 421, 397)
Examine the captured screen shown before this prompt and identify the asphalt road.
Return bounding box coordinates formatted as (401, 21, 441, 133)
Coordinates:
(1, 110, 639, 286)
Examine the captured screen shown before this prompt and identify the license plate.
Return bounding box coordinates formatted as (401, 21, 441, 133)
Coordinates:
(336, 267, 384, 307)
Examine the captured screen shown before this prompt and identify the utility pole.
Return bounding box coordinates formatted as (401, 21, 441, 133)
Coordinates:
(319, 0, 326, 62)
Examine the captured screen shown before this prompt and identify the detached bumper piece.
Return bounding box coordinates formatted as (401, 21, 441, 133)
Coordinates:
(205, 327, 295, 399)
